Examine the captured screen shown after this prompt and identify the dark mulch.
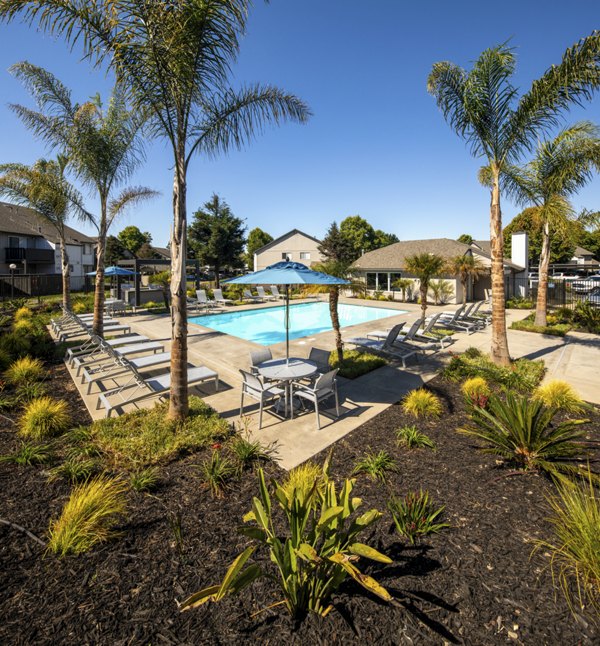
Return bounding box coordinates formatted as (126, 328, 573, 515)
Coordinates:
(1, 370, 599, 645)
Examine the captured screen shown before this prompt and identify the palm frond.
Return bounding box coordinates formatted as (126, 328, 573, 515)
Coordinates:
(107, 186, 160, 226)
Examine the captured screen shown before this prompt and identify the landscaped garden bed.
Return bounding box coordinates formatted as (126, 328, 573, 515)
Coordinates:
(1, 319, 598, 644)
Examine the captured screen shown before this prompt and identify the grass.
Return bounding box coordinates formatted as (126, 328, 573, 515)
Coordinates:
(48, 456, 99, 483)
(401, 388, 443, 419)
(19, 397, 71, 440)
(510, 315, 571, 337)
(533, 380, 587, 415)
(88, 396, 229, 469)
(280, 460, 327, 500)
(461, 376, 491, 408)
(388, 490, 449, 544)
(5, 356, 46, 385)
(130, 467, 160, 492)
(329, 349, 386, 379)
(396, 425, 436, 450)
(47, 475, 127, 557)
(0, 441, 53, 466)
(352, 449, 397, 483)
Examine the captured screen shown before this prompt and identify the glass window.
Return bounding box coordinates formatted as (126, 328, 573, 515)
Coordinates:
(281, 252, 292, 260)
(300, 252, 310, 260)
(390, 273, 402, 289)
(366, 273, 377, 290)
(377, 272, 389, 291)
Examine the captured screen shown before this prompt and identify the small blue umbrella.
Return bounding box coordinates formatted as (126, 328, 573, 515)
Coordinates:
(224, 261, 349, 360)
(86, 265, 138, 276)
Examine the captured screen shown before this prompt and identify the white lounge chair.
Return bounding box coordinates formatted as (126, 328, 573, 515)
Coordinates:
(196, 289, 219, 310)
(213, 288, 233, 305)
(256, 286, 276, 301)
(243, 289, 262, 303)
(270, 285, 285, 299)
(346, 323, 422, 368)
(66, 333, 150, 365)
(74, 340, 164, 377)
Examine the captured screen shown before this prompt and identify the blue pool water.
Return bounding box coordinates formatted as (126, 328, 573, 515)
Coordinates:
(189, 301, 406, 345)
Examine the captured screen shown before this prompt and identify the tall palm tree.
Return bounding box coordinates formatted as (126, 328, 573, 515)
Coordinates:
(404, 253, 446, 322)
(0, 2, 312, 420)
(499, 123, 600, 326)
(8, 62, 157, 336)
(427, 35, 600, 365)
(0, 157, 91, 308)
(449, 254, 487, 305)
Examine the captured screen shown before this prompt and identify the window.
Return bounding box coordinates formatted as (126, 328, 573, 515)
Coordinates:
(300, 252, 310, 260)
(83, 265, 94, 275)
(366, 273, 377, 290)
(377, 273, 389, 291)
(281, 252, 292, 260)
(8, 236, 20, 248)
(390, 273, 403, 289)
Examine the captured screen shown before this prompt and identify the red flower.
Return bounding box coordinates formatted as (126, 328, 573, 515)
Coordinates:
(211, 443, 222, 450)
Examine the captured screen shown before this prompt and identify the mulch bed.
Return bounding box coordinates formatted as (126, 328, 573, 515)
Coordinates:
(1, 366, 599, 645)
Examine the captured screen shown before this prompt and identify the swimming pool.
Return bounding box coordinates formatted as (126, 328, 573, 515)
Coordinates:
(189, 301, 406, 345)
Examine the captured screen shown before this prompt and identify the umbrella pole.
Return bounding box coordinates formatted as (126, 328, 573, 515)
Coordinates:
(285, 285, 290, 364)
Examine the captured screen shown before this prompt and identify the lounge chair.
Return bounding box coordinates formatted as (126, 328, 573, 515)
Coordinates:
(434, 306, 482, 335)
(213, 288, 233, 305)
(239, 369, 285, 429)
(270, 285, 285, 299)
(98, 364, 219, 417)
(346, 323, 421, 368)
(256, 286, 276, 301)
(74, 339, 164, 377)
(243, 289, 262, 303)
(66, 333, 150, 365)
(409, 313, 453, 348)
(293, 368, 340, 430)
(196, 289, 220, 310)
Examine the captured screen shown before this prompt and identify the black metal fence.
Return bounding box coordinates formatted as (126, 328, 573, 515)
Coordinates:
(506, 275, 600, 309)
(0, 274, 63, 300)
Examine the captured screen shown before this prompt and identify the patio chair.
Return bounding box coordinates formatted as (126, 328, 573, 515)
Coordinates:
(74, 339, 164, 377)
(213, 288, 233, 305)
(97, 364, 219, 418)
(239, 369, 285, 430)
(105, 299, 127, 316)
(293, 368, 340, 430)
(66, 333, 150, 365)
(346, 323, 422, 368)
(250, 348, 273, 375)
(243, 289, 262, 303)
(196, 289, 219, 310)
(270, 285, 285, 299)
(408, 313, 453, 349)
(308, 347, 331, 374)
(256, 286, 277, 301)
(434, 306, 481, 335)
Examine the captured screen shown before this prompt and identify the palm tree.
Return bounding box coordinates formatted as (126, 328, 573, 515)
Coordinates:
(427, 35, 600, 365)
(499, 123, 600, 326)
(404, 253, 446, 322)
(392, 277, 413, 302)
(0, 2, 312, 420)
(0, 157, 91, 308)
(9, 62, 157, 336)
(449, 254, 487, 305)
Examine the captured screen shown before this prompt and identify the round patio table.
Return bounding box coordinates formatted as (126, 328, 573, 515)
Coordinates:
(258, 357, 318, 419)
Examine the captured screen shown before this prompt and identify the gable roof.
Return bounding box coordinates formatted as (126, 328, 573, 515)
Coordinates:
(254, 229, 321, 255)
(573, 245, 595, 257)
(151, 246, 171, 259)
(0, 201, 96, 245)
(472, 240, 491, 254)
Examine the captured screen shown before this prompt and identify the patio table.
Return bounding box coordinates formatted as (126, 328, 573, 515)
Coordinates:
(258, 357, 318, 419)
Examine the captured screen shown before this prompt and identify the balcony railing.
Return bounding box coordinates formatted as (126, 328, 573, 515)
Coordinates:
(5, 247, 55, 263)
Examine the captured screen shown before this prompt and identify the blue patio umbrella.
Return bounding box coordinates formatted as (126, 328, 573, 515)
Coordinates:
(85, 266, 138, 276)
(224, 261, 349, 361)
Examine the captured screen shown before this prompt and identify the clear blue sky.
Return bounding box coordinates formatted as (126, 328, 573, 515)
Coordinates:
(0, 1, 598, 247)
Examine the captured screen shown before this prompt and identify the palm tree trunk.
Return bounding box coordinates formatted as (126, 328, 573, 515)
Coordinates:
(329, 286, 343, 364)
(490, 171, 511, 366)
(462, 277, 467, 305)
(92, 205, 107, 337)
(168, 152, 189, 421)
(59, 239, 71, 310)
(420, 284, 427, 323)
(534, 219, 550, 327)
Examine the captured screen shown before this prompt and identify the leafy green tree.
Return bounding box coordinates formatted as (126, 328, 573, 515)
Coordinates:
(118, 225, 152, 256)
(428, 35, 600, 365)
(457, 234, 474, 245)
(0, 1, 311, 419)
(373, 229, 399, 248)
(246, 227, 273, 270)
(449, 254, 487, 305)
(188, 195, 246, 287)
(9, 62, 157, 336)
(500, 123, 600, 325)
(137, 242, 158, 259)
(105, 235, 128, 265)
(0, 156, 91, 308)
(404, 253, 446, 322)
(339, 216, 376, 261)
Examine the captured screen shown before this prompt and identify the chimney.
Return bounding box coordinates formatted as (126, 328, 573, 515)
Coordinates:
(511, 231, 529, 272)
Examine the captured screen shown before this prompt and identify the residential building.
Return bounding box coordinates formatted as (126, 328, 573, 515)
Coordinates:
(253, 229, 324, 271)
(0, 201, 96, 290)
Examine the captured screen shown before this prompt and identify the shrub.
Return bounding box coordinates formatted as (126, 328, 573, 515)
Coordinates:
(402, 388, 443, 418)
(13, 318, 37, 335)
(510, 315, 571, 337)
(458, 392, 589, 479)
(130, 467, 160, 492)
(506, 296, 534, 309)
(329, 349, 386, 379)
(179, 468, 392, 618)
(0, 347, 12, 371)
(47, 475, 127, 556)
(533, 380, 587, 414)
(14, 306, 33, 322)
(19, 397, 71, 439)
(48, 456, 99, 483)
(533, 470, 600, 620)
(573, 302, 600, 333)
(16, 381, 48, 404)
(200, 450, 236, 498)
(352, 450, 397, 482)
(396, 425, 435, 450)
(5, 356, 46, 385)
(280, 460, 326, 500)
(0, 332, 32, 359)
(461, 376, 491, 408)
(229, 436, 276, 472)
(388, 490, 449, 544)
(0, 441, 53, 466)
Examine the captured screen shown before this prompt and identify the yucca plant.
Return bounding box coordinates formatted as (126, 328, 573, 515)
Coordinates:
(229, 436, 277, 472)
(533, 469, 600, 620)
(396, 425, 436, 450)
(5, 356, 46, 385)
(179, 466, 392, 619)
(458, 392, 589, 479)
(47, 475, 127, 556)
(19, 397, 71, 439)
(461, 376, 491, 409)
(352, 450, 397, 483)
(0, 441, 52, 466)
(200, 450, 236, 498)
(388, 490, 449, 545)
(533, 380, 587, 414)
(401, 388, 443, 419)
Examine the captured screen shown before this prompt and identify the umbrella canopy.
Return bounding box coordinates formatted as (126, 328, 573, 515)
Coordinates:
(225, 262, 349, 361)
(86, 266, 138, 276)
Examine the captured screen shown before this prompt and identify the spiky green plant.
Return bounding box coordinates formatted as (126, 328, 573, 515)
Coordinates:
(352, 450, 397, 483)
(179, 466, 392, 618)
(200, 450, 236, 498)
(0, 441, 52, 466)
(47, 475, 127, 556)
(48, 456, 98, 484)
(19, 397, 71, 439)
(388, 490, 449, 545)
(16, 380, 48, 404)
(396, 425, 436, 450)
(461, 376, 491, 408)
(229, 436, 276, 472)
(5, 356, 45, 385)
(280, 461, 327, 500)
(458, 392, 589, 479)
(129, 467, 160, 492)
(533, 380, 587, 414)
(402, 388, 443, 419)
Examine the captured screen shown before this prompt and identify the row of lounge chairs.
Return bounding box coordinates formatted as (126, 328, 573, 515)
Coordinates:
(346, 300, 491, 368)
(53, 309, 219, 417)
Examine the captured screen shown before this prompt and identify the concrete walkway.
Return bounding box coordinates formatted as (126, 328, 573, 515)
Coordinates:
(64, 299, 600, 470)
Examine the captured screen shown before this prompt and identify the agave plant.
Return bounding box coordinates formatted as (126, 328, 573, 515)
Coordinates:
(458, 391, 589, 479)
(180, 464, 392, 619)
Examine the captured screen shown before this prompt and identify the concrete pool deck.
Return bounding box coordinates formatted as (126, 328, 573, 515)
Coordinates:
(64, 298, 600, 470)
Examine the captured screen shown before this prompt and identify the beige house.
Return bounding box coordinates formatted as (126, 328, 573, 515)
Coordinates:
(253, 229, 324, 271)
(352, 237, 525, 303)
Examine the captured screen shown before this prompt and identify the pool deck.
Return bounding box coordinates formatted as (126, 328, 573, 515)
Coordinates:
(64, 297, 600, 470)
